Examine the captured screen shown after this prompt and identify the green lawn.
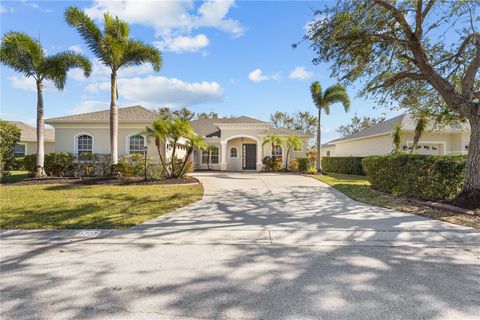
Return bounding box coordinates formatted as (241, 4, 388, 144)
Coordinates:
(1, 170, 30, 183)
(1, 183, 203, 229)
(314, 173, 479, 229)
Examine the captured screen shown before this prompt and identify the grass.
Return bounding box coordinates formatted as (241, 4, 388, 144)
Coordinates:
(314, 173, 479, 229)
(1, 170, 29, 183)
(1, 183, 203, 229)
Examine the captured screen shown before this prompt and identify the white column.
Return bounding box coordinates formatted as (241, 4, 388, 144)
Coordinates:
(220, 141, 227, 171)
(256, 142, 263, 172)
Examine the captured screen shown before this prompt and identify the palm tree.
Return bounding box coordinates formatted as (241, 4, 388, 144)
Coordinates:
(262, 134, 285, 161)
(410, 114, 430, 154)
(65, 6, 162, 168)
(285, 135, 302, 170)
(0, 32, 92, 177)
(310, 82, 350, 172)
(392, 123, 404, 153)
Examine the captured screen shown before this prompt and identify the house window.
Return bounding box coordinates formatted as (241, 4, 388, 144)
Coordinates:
(202, 150, 209, 164)
(230, 147, 238, 158)
(211, 147, 219, 164)
(77, 134, 93, 160)
(272, 145, 283, 162)
(13, 144, 26, 157)
(129, 135, 145, 154)
(326, 151, 331, 157)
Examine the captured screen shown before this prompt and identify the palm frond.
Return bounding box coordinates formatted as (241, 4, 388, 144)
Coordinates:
(119, 39, 162, 71)
(0, 32, 43, 78)
(287, 135, 302, 149)
(65, 6, 104, 62)
(411, 114, 430, 153)
(262, 134, 284, 147)
(310, 81, 323, 109)
(41, 51, 92, 90)
(323, 84, 351, 112)
(392, 123, 403, 152)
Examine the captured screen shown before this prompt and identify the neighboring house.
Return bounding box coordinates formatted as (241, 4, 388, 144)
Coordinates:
(321, 113, 471, 157)
(9, 121, 55, 157)
(45, 105, 310, 172)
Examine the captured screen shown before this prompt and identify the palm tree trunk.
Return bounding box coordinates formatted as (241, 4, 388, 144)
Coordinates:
(110, 71, 119, 166)
(171, 140, 177, 176)
(35, 80, 46, 177)
(285, 147, 290, 170)
(155, 138, 169, 176)
(316, 108, 322, 172)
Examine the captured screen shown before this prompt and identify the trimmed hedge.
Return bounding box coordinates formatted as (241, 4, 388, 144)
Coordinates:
(321, 157, 365, 175)
(297, 157, 312, 172)
(362, 154, 466, 201)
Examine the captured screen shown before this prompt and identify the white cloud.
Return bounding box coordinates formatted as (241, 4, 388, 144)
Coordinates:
(86, 76, 224, 107)
(24, 1, 52, 13)
(248, 69, 280, 82)
(84, 0, 243, 38)
(68, 45, 83, 53)
(0, 5, 10, 13)
(289, 66, 313, 80)
(9, 76, 56, 92)
(69, 58, 154, 82)
(154, 34, 209, 53)
(71, 100, 107, 114)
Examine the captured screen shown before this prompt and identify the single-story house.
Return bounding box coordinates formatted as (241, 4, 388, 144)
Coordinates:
(9, 121, 55, 157)
(321, 113, 471, 157)
(45, 105, 310, 171)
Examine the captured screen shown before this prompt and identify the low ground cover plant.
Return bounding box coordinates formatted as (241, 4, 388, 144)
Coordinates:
(362, 154, 466, 201)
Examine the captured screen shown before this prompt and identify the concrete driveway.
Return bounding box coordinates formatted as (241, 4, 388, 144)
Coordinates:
(1, 172, 479, 320)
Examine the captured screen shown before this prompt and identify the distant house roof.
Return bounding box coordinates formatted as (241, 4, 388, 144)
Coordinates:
(190, 116, 268, 137)
(324, 113, 470, 146)
(9, 121, 55, 142)
(46, 105, 158, 124)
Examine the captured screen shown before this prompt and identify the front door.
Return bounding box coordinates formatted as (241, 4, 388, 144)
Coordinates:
(243, 144, 257, 170)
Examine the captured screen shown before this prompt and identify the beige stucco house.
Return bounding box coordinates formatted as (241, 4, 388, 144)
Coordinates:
(10, 121, 55, 157)
(321, 113, 471, 157)
(45, 105, 310, 172)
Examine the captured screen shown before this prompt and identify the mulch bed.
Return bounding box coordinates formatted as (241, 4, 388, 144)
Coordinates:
(3, 176, 199, 186)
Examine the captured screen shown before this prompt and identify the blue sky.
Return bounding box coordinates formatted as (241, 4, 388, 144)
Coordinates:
(0, 0, 396, 142)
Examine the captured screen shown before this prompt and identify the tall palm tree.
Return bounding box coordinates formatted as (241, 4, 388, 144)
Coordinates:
(65, 6, 162, 168)
(262, 134, 285, 161)
(0, 32, 91, 177)
(392, 123, 404, 153)
(310, 82, 350, 172)
(285, 135, 302, 170)
(410, 114, 430, 154)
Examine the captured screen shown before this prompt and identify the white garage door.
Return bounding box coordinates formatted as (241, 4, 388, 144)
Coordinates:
(411, 143, 441, 155)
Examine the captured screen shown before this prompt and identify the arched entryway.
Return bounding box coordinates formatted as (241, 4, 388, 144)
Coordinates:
(221, 135, 263, 171)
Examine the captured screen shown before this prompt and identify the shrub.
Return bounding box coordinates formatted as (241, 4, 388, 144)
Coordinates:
(0, 120, 21, 177)
(74, 154, 112, 177)
(288, 158, 299, 172)
(362, 154, 466, 201)
(118, 154, 145, 177)
(307, 166, 317, 174)
(23, 154, 37, 174)
(5, 156, 24, 170)
(321, 157, 365, 175)
(44, 153, 75, 177)
(297, 157, 312, 172)
(262, 156, 282, 172)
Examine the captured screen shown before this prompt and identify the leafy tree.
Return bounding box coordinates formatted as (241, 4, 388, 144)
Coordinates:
(0, 120, 21, 177)
(0, 32, 91, 177)
(270, 111, 317, 144)
(66, 6, 162, 167)
(337, 113, 386, 137)
(196, 112, 219, 120)
(392, 123, 403, 153)
(284, 135, 302, 170)
(262, 134, 285, 161)
(174, 107, 195, 121)
(310, 81, 350, 172)
(305, 0, 480, 203)
(411, 114, 430, 153)
(145, 118, 203, 178)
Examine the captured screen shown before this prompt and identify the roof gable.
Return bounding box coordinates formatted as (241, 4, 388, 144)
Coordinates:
(9, 121, 55, 141)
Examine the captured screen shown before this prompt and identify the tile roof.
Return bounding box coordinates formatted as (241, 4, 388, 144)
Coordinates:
(9, 121, 55, 141)
(266, 127, 310, 137)
(46, 105, 158, 124)
(324, 113, 470, 145)
(190, 116, 268, 137)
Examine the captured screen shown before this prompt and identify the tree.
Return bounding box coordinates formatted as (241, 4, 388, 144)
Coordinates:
(284, 135, 302, 170)
(0, 120, 21, 178)
(196, 112, 219, 120)
(262, 134, 285, 161)
(305, 0, 480, 204)
(66, 6, 161, 168)
(0, 32, 91, 177)
(411, 114, 430, 153)
(270, 111, 317, 145)
(392, 123, 403, 153)
(145, 118, 203, 178)
(310, 81, 350, 172)
(337, 113, 386, 137)
(174, 107, 195, 121)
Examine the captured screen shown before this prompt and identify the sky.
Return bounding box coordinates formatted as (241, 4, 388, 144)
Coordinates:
(0, 0, 398, 143)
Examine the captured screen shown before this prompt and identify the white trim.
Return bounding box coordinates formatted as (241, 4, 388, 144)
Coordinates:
(73, 132, 94, 154)
(126, 133, 146, 154)
(223, 134, 261, 144)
